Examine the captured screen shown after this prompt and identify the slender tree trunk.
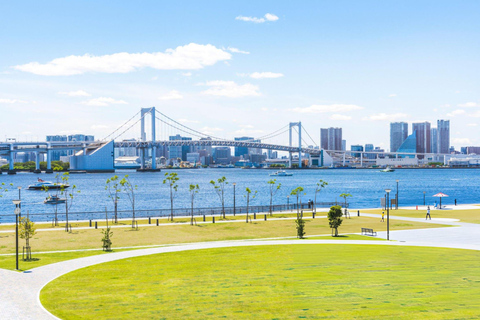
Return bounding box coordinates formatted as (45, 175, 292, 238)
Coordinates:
(270, 195, 273, 216)
(65, 199, 69, 232)
(191, 195, 194, 225)
(314, 192, 317, 214)
(170, 187, 174, 221)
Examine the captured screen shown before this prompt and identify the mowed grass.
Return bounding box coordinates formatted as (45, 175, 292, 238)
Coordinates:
(365, 208, 480, 224)
(41, 244, 480, 320)
(0, 214, 451, 271)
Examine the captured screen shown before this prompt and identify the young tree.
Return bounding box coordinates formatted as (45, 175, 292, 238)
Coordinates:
(244, 187, 257, 220)
(314, 180, 328, 213)
(0, 182, 13, 197)
(43, 173, 62, 226)
(267, 179, 281, 216)
(340, 193, 352, 218)
(210, 176, 228, 218)
(101, 208, 113, 251)
(295, 216, 306, 239)
(290, 186, 305, 218)
(120, 175, 138, 229)
(328, 205, 343, 237)
(189, 184, 200, 225)
(105, 175, 121, 224)
(163, 172, 180, 221)
(19, 214, 36, 260)
(60, 173, 80, 232)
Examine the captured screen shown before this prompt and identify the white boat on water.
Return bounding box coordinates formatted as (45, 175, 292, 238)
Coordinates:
(269, 170, 293, 177)
(27, 178, 69, 190)
(44, 195, 66, 204)
(380, 167, 395, 172)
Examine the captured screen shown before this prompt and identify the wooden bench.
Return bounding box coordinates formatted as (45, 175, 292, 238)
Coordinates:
(361, 227, 377, 236)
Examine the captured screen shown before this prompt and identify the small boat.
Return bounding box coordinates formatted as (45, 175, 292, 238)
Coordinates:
(380, 167, 395, 172)
(27, 178, 69, 190)
(44, 195, 66, 204)
(269, 170, 293, 177)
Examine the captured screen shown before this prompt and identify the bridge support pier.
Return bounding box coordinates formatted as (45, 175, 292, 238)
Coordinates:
(137, 107, 160, 172)
(45, 149, 53, 173)
(289, 122, 302, 168)
(33, 151, 41, 173)
(8, 145, 16, 174)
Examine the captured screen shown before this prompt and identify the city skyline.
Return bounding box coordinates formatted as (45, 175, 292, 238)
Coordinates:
(1, 1, 480, 149)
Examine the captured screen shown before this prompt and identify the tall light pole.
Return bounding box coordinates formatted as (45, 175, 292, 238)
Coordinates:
(396, 180, 399, 210)
(385, 189, 391, 240)
(287, 195, 290, 211)
(12, 199, 21, 270)
(233, 182, 236, 216)
(423, 191, 426, 206)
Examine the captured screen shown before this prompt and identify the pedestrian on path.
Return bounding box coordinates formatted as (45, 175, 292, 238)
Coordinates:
(426, 206, 431, 220)
(381, 211, 385, 222)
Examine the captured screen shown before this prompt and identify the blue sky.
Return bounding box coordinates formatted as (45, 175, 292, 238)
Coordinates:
(1, 1, 479, 150)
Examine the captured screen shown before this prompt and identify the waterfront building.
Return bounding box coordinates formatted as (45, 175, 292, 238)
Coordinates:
(365, 144, 375, 159)
(214, 147, 231, 164)
(186, 152, 200, 164)
(351, 145, 363, 158)
(168, 134, 192, 161)
(390, 122, 408, 153)
(397, 131, 417, 158)
(320, 127, 342, 151)
(46, 135, 68, 161)
(465, 146, 480, 154)
(412, 121, 431, 156)
(431, 128, 438, 154)
(437, 120, 450, 154)
(67, 134, 95, 156)
(234, 136, 261, 158)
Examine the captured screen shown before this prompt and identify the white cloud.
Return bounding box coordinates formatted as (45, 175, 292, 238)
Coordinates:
(458, 102, 478, 108)
(0, 98, 27, 104)
(261, 107, 268, 111)
(151, 76, 158, 81)
(201, 127, 224, 135)
(235, 13, 279, 23)
(14, 43, 231, 76)
(249, 72, 284, 79)
(388, 94, 397, 98)
(158, 90, 183, 101)
(329, 114, 352, 120)
(181, 72, 192, 77)
(58, 90, 91, 97)
(234, 128, 264, 135)
(81, 97, 128, 107)
(200, 80, 260, 98)
(363, 113, 408, 121)
(290, 104, 363, 114)
(471, 111, 480, 117)
(455, 90, 461, 94)
(178, 118, 199, 124)
(446, 109, 465, 117)
(467, 123, 478, 127)
(239, 124, 254, 128)
(227, 47, 250, 54)
(91, 125, 109, 129)
(452, 138, 472, 145)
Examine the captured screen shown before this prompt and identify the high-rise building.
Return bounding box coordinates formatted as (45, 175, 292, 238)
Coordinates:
(342, 140, 346, 151)
(234, 137, 261, 158)
(431, 128, 438, 154)
(412, 122, 431, 155)
(168, 134, 192, 161)
(214, 147, 231, 164)
(320, 127, 342, 150)
(437, 120, 450, 154)
(390, 122, 408, 153)
(46, 135, 68, 160)
(365, 144, 375, 159)
(397, 131, 417, 158)
(351, 145, 363, 158)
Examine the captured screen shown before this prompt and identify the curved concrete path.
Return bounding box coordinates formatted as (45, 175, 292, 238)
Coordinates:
(2, 213, 480, 319)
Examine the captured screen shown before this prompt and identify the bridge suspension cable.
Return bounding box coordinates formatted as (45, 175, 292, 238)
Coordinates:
(111, 108, 153, 141)
(302, 125, 319, 147)
(102, 110, 141, 141)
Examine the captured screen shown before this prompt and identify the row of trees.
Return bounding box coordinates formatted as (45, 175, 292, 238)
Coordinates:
(0, 161, 69, 172)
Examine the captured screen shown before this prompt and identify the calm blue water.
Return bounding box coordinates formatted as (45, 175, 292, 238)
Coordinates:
(1, 168, 479, 222)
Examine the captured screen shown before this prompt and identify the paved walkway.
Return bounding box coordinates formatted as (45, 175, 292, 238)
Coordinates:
(1, 207, 480, 319)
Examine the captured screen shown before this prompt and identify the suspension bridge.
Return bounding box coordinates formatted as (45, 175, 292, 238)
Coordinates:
(0, 107, 330, 173)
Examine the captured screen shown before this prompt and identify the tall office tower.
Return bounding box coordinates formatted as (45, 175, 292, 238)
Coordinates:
(365, 143, 375, 159)
(437, 120, 450, 154)
(412, 121, 431, 155)
(234, 136, 261, 158)
(390, 122, 408, 152)
(320, 128, 342, 150)
(46, 135, 68, 160)
(431, 128, 438, 154)
(214, 147, 231, 164)
(191, 137, 213, 157)
(168, 134, 192, 161)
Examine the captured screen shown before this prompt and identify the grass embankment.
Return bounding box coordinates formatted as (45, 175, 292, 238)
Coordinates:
(0, 214, 450, 271)
(365, 208, 480, 224)
(41, 244, 480, 319)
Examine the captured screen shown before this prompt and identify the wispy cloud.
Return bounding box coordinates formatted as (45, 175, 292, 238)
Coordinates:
(158, 90, 183, 100)
(388, 94, 397, 98)
(290, 104, 363, 114)
(81, 97, 128, 107)
(181, 72, 192, 77)
(178, 119, 199, 124)
(200, 81, 260, 98)
(329, 114, 352, 120)
(236, 13, 279, 23)
(362, 113, 408, 121)
(14, 43, 231, 76)
(58, 90, 91, 97)
(249, 72, 284, 79)
(458, 102, 478, 108)
(452, 137, 472, 145)
(0, 98, 28, 104)
(446, 109, 465, 117)
(227, 47, 250, 54)
(91, 125, 109, 129)
(467, 123, 478, 127)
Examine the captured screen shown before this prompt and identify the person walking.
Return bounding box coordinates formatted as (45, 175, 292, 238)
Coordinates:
(426, 206, 431, 220)
(381, 211, 385, 222)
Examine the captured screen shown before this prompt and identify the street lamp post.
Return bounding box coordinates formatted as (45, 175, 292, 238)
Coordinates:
(385, 189, 391, 240)
(396, 180, 399, 210)
(287, 195, 290, 211)
(423, 191, 426, 206)
(233, 183, 236, 216)
(12, 199, 21, 270)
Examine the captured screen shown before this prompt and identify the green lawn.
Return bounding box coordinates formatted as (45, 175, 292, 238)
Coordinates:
(41, 244, 480, 319)
(365, 208, 480, 224)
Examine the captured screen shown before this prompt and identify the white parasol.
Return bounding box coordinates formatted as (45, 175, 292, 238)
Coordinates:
(433, 192, 449, 208)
